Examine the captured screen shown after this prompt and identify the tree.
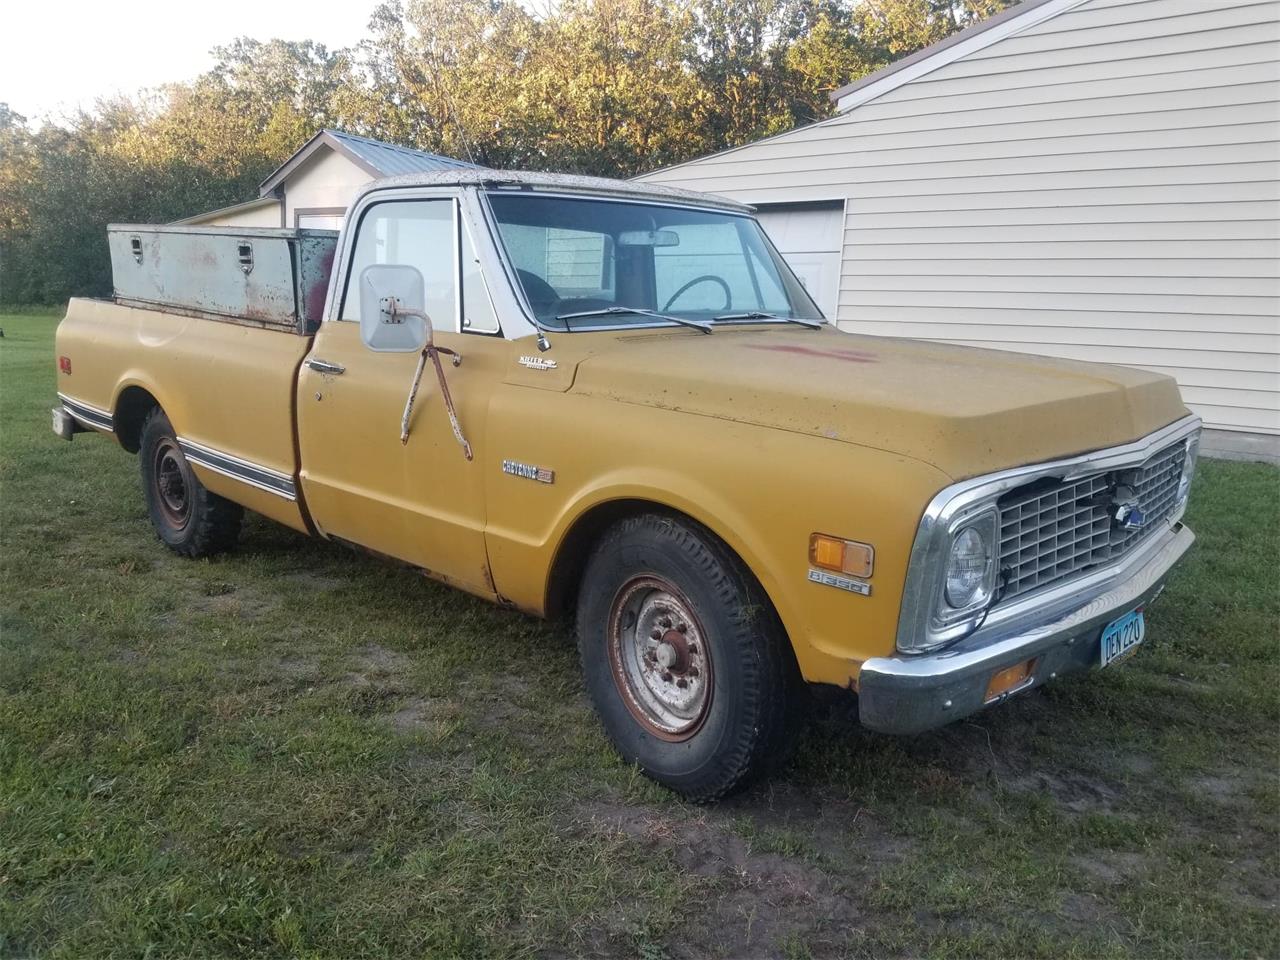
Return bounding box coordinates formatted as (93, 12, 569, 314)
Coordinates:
(0, 0, 1016, 303)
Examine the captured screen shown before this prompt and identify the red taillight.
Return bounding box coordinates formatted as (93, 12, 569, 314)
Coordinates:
(58, 356, 72, 374)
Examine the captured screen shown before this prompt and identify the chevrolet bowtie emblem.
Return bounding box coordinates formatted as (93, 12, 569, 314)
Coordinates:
(1110, 484, 1145, 530)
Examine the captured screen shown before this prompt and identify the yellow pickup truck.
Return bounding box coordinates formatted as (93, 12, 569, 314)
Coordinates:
(54, 170, 1199, 799)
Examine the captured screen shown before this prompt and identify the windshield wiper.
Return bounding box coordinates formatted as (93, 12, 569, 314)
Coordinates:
(713, 311, 823, 330)
(555, 306, 713, 334)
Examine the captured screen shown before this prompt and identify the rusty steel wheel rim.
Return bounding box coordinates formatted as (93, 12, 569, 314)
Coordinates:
(607, 576, 713, 741)
(154, 438, 192, 529)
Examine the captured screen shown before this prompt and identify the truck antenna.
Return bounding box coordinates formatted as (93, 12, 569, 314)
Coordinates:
(431, 59, 552, 351)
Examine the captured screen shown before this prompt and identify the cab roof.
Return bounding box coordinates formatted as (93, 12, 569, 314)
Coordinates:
(355, 168, 754, 214)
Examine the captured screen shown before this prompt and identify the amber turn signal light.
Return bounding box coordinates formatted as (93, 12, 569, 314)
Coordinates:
(809, 534, 874, 578)
(985, 659, 1035, 703)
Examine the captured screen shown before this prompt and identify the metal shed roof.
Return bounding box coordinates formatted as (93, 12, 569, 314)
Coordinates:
(259, 129, 479, 197)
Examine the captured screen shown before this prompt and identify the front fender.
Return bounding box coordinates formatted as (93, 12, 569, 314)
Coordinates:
(482, 389, 951, 687)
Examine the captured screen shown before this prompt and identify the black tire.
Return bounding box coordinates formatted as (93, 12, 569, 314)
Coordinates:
(576, 513, 803, 801)
(139, 408, 242, 557)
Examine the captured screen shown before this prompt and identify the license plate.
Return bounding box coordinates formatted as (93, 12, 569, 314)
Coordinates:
(1100, 609, 1146, 668)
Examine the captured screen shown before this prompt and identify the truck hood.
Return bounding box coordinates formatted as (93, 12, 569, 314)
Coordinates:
(568, 327, 1188, 480)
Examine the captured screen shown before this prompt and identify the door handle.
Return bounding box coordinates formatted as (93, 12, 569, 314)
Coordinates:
(306, 358, 345, 375)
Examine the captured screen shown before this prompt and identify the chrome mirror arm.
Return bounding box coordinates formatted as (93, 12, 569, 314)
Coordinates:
(382, 296, 472, 459)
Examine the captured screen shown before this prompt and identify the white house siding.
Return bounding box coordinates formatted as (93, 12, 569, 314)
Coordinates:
(181, 200, 281, 228)
(637, 0, 1280, 436)
(282, 149, 371, 228)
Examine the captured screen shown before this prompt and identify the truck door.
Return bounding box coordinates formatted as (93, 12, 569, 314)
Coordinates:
(296, 195, 508, 596)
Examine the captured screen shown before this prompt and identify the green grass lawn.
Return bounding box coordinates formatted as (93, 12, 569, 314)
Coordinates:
(2, 310, 1277, 958)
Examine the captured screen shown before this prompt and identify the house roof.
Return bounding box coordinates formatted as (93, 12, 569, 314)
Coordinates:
(259, 129, 480, 197)
(827, 0, 1058, 104)
(828, 0, 1082, 109)
(173, 195, 279, 225)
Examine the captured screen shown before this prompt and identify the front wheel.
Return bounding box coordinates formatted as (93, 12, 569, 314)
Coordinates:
(576, 514, 803, 801)
(139, 409, 243, 557)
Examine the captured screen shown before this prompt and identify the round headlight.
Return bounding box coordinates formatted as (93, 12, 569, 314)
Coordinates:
(945, 526, 992, 608)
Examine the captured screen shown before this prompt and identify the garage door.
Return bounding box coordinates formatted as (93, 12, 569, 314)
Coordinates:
(297, 213, 345, 231)
(753, 202, 843, 319)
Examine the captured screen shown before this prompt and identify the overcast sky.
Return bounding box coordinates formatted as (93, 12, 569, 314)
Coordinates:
(4, 0, 380, 123)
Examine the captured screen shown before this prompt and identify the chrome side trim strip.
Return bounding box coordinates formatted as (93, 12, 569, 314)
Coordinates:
(176, 437, 297, 500)
(57, 393, 114, 432)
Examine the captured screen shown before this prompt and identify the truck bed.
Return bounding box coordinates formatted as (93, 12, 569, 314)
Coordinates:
(56, 297, 315, 534)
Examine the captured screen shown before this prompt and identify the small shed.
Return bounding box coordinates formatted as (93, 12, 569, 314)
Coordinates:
(179, 129, 478, 230)
(636, 0, 1280, 450)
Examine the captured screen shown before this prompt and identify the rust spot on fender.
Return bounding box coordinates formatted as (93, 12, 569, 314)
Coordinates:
(744, 344, 878, 363)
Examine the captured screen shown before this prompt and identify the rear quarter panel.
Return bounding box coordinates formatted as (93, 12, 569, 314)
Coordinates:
(56, 298, 312, 531)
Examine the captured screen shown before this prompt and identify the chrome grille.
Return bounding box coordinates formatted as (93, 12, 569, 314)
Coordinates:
(997, 440, 1186, 600)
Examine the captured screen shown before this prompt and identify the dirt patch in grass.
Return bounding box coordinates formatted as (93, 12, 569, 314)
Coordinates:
(1005, 769, 1125, 814)
(1217, 859, 1280, 913)
(157, 581, 283, 626)
(721, 782, 914, 877)
(465, 674, 541, 728)
(570, 798, 865, 958)
(280, 570, 347, 592)
(1069, 851, 1153, 884)
(386, 694, 460, 738)
(1190, 772, 1254, 807)
(350, 642, 411, 672)
(275, 653, 322, 681)
(341, 642, 412, 689)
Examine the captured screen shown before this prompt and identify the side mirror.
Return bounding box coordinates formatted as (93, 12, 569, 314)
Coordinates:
(358, 264, 428, 352)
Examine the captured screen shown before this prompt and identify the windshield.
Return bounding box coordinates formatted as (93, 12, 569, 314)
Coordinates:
(485, 192, 823, 331)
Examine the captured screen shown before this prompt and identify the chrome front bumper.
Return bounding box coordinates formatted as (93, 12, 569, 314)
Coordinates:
(857, 522, 1195, 735)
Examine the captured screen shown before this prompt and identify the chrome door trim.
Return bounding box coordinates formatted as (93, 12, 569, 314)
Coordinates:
(325, 188, 460, 328)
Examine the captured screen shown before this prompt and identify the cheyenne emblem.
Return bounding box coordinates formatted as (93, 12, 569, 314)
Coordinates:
(502, 459, 555, 484)
(518, 355, 558, 371)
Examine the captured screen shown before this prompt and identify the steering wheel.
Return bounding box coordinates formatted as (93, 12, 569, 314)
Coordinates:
(662, 275, 731, 313)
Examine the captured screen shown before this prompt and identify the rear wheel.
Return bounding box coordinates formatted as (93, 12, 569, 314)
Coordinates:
(139, 409, 242, 557)
(576, 513, 803, 801)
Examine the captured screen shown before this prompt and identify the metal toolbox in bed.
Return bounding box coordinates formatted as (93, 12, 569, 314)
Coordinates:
(107, 224, 340, 334)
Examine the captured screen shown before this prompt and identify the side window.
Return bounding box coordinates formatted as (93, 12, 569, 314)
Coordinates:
(340, 199, 455, 328)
